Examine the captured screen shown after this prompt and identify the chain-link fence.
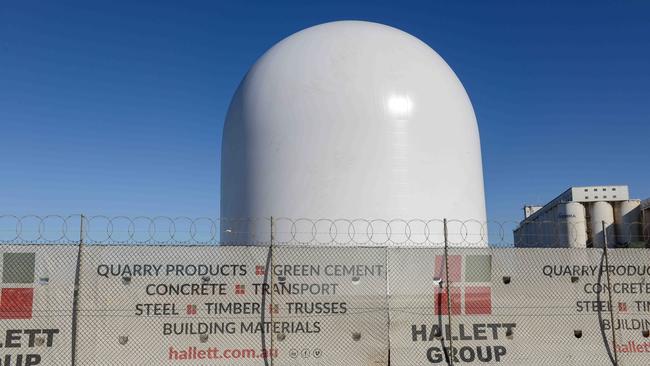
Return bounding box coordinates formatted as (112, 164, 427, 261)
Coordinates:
(1, 215, 650, 365)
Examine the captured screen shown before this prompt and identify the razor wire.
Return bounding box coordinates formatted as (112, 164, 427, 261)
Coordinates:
(1, 215, 649, 247)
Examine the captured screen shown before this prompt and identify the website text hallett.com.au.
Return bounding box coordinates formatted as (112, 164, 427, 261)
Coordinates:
(168, 346, 278, 360)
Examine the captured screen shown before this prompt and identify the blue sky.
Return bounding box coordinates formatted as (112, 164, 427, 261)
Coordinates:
(1, 0, 649, 222)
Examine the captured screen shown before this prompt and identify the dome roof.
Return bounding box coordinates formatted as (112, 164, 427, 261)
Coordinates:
(221, 21, 486, 244)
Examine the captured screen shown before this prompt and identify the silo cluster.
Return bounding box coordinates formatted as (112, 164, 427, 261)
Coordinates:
(514, 186, 648, 248)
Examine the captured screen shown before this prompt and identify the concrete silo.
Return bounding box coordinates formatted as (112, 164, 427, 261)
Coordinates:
(220, 21, 487, 244)
(614, 200, 642, 246)
(557, 202, 587, 248)
(514, 185, 647, 248)
(587, 202, 616, 248)
(643, 199, 650, 244)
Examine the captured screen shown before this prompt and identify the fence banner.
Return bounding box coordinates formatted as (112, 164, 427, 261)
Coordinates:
(269, 246, 388, 365)
(76, 245, 268, 365)
(0, 245, 78, 366)
(75, 245, 388, 365)
(4, 242, 650, 365)
(607, 249, 650, 365)
(388, 248, 624, 365)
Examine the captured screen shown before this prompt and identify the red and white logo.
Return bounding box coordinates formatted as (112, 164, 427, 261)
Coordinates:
(0, 252, 36, 319)
(434, 255, 492, 315)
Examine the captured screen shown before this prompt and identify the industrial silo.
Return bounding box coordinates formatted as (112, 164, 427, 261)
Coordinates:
(643, 199, 650, 244)
(220, 21, 487, 245)
(588, 201, 615, 248)
(557, 202, 587, 248)
(614, 200, 642, 246)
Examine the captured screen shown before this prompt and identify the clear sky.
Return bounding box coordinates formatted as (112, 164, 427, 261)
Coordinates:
(1, 0, 649, 222)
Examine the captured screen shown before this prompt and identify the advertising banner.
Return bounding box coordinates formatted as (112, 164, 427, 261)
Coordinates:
(0, 245, 78, 366)
(388, 247, 628, 365)
(606, 249, 650, 365)
(76, 245, 269, 365)
(4, 243, 645, 365)
(76, 245, 388, 365)
(269, 246, 388, 365)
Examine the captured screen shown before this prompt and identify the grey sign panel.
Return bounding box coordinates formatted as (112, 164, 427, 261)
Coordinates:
(2, 252, 36, 284)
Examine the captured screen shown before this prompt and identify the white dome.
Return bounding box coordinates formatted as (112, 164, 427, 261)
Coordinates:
(221, 21, 486, 244)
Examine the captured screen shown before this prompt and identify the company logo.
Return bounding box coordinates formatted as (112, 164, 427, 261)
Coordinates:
(434, 255, 491, 315)
(558, 214, 576, 219)
(0, 252, 35, 319)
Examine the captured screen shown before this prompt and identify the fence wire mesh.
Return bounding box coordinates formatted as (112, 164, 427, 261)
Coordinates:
(1, 215, 650, 365)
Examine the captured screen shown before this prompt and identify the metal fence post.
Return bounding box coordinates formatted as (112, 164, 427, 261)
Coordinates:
(602, 220, 619, 366)
(269, 216, 275, 366)
(385, 245, 392, 365)
(443, 218, 454, 365)
(70, 214, 85, 366)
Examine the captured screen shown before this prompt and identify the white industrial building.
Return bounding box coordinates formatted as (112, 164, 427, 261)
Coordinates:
(514, 185, 650, 248)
